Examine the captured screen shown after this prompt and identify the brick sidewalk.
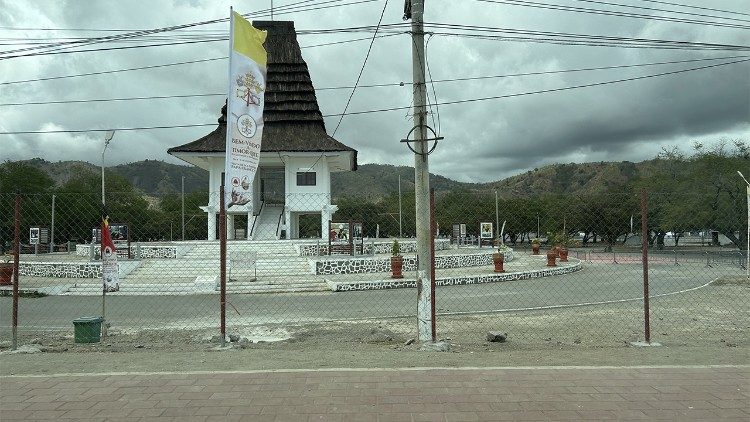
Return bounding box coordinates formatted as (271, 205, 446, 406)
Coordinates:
(1, 366, 748, 421)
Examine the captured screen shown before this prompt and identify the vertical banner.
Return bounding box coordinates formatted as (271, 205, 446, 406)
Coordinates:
(101, 213, 120, 292)
(225, 10, 268, 208)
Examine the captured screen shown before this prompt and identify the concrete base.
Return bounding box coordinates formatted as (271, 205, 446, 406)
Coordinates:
(629, 341, 662, 347)
(420, 341, 451, 352)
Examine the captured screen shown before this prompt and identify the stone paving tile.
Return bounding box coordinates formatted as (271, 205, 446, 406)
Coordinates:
(1, 366, 748, 421)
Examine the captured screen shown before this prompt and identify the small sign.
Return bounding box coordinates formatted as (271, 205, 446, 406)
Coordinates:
(452, 224, 461, 239)
(330, 222, 350, 242)
(480, 222, 493, 239)
(29, 227, 40, 245)
(460, 224, 467, 238)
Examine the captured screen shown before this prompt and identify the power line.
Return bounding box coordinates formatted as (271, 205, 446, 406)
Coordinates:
(4, 55, 747, 107)
(331, 0, 389, 136)
(0, 33, 404, 87)
(0, 124, 217, 135)
(0, 0, 386, 59)
(567, 0, 750, 23)
(635, 0, 750, 17)
(321, 58, 750, 116)
(473, 0, 750, 30)
(423, 22, 750, 51)
(2, 58, 746, 135)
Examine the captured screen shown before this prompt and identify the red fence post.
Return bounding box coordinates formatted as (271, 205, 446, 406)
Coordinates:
(641, 190, 651, 344)
(12, 192, 20, 351)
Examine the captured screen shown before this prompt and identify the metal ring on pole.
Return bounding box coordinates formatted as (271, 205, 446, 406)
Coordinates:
(400, 124, 444, 156)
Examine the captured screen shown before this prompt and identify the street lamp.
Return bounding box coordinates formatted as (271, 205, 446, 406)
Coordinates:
(738, 171, 749, 278)
(101, 130, 115, 206)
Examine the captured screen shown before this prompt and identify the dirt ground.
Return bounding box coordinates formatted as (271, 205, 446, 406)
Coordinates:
(1, 277, 748, 375)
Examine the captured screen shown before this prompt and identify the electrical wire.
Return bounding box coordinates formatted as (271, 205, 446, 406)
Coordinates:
(4, 55, 747, 107)
(331, 0, 389, 136)
(635, 0, 750, 17)
(0, 33, 405, 87)
(321, 57, 750, 116)
(2, 57, 746, 135)
(0, 0, 387, 59)
(567, 0, 750, 23)
(473, 0, 750, 30)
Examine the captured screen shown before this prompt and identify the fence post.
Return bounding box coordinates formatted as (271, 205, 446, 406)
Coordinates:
(12, 192, 21, 351)
(673, 249, 679, 266)
(219, 174, 227, 348)
(641, 190, 651, 344)
(429, 188, 436, 342)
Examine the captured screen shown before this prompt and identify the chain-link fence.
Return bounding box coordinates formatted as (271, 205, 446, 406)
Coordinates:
(1, 189, 747, 350)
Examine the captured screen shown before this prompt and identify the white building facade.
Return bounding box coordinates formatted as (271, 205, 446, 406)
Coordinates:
(168, 21, 357, 241)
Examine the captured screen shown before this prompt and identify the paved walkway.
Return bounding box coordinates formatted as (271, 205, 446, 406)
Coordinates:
(1, 366, 748, 421)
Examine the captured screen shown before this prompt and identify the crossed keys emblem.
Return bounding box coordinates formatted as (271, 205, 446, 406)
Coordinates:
(236, 72, 263, 107)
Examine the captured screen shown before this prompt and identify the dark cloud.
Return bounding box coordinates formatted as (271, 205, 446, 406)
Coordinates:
(1, 0, 748, 182)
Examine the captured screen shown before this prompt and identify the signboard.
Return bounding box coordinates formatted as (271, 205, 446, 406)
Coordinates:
(460, 224, 467, 238)
(452, 224, 461, 240)
(480, 222, 493, 239)
(330, 222, 350, 241)
(110, 223, 129, 242)
(29, 227, 40, 245)
(352, 223, 363, 240)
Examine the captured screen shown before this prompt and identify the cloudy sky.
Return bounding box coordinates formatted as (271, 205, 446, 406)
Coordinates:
(1, 0, 748, 182)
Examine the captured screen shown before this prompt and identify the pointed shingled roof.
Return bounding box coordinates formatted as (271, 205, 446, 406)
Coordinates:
(168, 20, 357, 169)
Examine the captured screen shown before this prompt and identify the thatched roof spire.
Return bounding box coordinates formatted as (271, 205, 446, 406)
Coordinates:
(168, 21, 357, 169)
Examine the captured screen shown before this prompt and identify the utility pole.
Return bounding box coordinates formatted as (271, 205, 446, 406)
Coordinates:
(408, 0, 433, 342)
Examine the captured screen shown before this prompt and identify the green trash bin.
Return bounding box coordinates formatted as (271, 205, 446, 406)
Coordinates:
(73, 317, 103, 343)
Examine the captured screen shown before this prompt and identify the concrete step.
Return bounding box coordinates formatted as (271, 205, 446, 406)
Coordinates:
(64, 281, 328, 295)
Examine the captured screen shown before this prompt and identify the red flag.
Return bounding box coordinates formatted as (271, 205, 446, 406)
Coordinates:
(101, 215, 116, 259)
(101, 212, 120, 292)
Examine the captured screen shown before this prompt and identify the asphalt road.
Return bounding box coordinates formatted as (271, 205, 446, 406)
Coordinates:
(0, 262, 740, 331)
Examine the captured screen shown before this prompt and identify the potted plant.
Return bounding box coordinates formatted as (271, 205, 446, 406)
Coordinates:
(546, 249, 557, 267)
(531, 238, 541, 255)
(492, 237, 506, 273)
(552, 231, 570, 262)
(390, 239, 403, 279)
(0, 253, 14, 286)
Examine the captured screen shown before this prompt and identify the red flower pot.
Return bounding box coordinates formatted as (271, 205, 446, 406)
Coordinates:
(390, 256, 404, 279)
(492, 252, 505, 273)
(546, 250, 557, 267)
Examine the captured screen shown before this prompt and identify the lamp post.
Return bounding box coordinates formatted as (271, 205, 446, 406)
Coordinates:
(738, 171, 749, 278)
(101, 131, 115, 206)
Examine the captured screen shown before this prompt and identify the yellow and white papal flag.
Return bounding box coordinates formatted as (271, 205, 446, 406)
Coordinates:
(225, 10, 267, 208)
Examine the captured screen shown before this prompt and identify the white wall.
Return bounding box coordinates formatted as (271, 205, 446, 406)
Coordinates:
(285, 156, 331, 212)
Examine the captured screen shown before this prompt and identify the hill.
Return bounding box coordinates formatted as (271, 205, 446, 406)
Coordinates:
(17, 158, 208, 195)
(11, 158, 661, 198)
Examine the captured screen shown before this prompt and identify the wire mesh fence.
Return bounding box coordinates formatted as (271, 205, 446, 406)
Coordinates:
(0, 189, 747, 350)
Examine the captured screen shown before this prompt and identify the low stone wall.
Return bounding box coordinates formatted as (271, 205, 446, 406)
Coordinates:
(76, 244, 178, 259)
(299, 239, 451, 257)
(19, 261, 141, 279)
(315, 249, 513, 275)
(20, 262, 101, 279)
(328, 260, 582, 291)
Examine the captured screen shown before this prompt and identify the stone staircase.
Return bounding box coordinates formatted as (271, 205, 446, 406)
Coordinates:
(252, 205, 284, 240)
(64, 240, 325, 295)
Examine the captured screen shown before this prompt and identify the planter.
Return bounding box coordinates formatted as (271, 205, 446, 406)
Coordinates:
(0, 262, 13, 286)
(492, 252, 505, 273)
(531, 243, 540, 255)
(546, 250, 557, 267)
(390, 256, 404, 279)
(558, 247, 569, 262)
(73, 317, 103, 343)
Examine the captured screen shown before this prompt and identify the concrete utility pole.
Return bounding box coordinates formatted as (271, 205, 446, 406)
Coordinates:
(181, 176, 186, 241)
(409, 0, 434, 342)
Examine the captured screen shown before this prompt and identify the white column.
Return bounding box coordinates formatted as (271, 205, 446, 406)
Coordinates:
(208, 211, 217, 241)
(227, 215, 235, 240)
